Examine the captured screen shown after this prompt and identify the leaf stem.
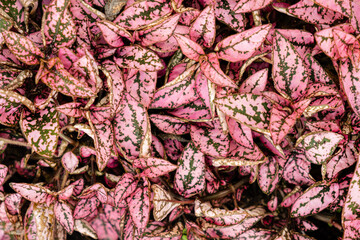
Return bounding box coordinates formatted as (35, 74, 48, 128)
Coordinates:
(0, 137, 31, 148)
(312, 213, 342, 231)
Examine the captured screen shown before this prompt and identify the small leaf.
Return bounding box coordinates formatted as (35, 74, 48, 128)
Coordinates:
(327, 142, 356, 179)
(114, 173, 138, 206)
(150, 114, 190, 135)
(234, 0, 273, 13)
(291, 182, 339, 217)
(173, 34, 205, 61)
(215, 24, 271, 62)
(0, 164, 8, 186)
(296, 131, 344, 164)
(189, 5, 216, 48)
(134, 157, 178, 178)
(61, 151, 79, 173)
(272, 31, 309, 101)
(174, 142, 206, 198)
(313, 0, 351, 16)
(151, 184, 180, 221)
(127, 187, 150, 231)
(214, 93, 272, 131)
(97, 20, 133, 47)
(239, 68, 268, 94)
(74, 197, 100, 219)
(283, 152, 315, 186)
(215, 0, 247, 32)
(54, 201, 74, 234)
(114, 45, 164, 72)
(33, 203, 55, 239)
(10, 183, 50, 203)
(2, 30, 44, 65)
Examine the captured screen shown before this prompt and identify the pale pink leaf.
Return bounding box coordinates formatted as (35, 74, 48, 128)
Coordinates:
(97, 20, 133, 47)
(127, 187, 150, 230)
(0, 164, 8, 186)
(239, 68, 268, 94)
(54, 201, 74, 234)
(56, 102, 83, 118)
(234, 0, 273, 13)
(114, 173, 138, 206)
(327, 142, 357, 179)
(190, 5, 216, 48)
(61, 151, 79, 173)
(150, 114, 190, 135)
(10, 183, 50, 203)
(173, 34, 205, 61)
(134, 157, 178, 178)
(283, 152, 315, 186)
(313, 0, 351, 16)
(227, 118, 254, 149)
(74, 197, 100, 219)
(215, 0, 247, 32)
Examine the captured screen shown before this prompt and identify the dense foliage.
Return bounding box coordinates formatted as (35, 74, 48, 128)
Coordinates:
(0, 0, 359, 239)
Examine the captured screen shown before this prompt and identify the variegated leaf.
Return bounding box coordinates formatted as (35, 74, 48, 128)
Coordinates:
(43, 0, 76, 48)
(150, 114, 190, 135)
(20, 102, 60, 158)
(327, 142, 356, 179)
(189, 5, 215, 48)
(134, 157, 178, 178)
(173, 34, 205, 61)
(61, 151, 79, 173)
(74, 197, 100, 219)
(174, 142, 206, 198)
(0, 164, 8, 186)
(215, 0, 247, 32)
(296, 131, 344, 165)
(90, 213, 118, 240)
(33, 203, 55, 240)
(283, 152, 315, 186)
(10, 183, 50, 203)
(234, 0, 273, 13)
(343, 219, 360, 240)
(239, 68, 268, 94)
(291, 182, 339, 217)
(273, 31, 309, 102)
(200, 53, 238, 88)
(227, 118, 254, 149)
(313, 0, 351, 16)
(114, 93, 148, 160)
(2, 30, 44, 65)
(215, 93, 272, 131)
(152, 184, 181, 221)
(168, 98, 212, 121)
(190, 119, 230, 158)
(304, 54, 333, 84)
(54, 201, 74, 234)
(215, 24, 271, 62)
(258, 156, 282, 195)
(138, 13, 181, 46)
(236, 229, 274, 240)
(97, 20, 133, 47)
(56, 102, 83, 118)
(114, 45, 164, 72)
(114, 173, 138, 207)
(113, 0, 172, 30)
(127, 187, 150, 231)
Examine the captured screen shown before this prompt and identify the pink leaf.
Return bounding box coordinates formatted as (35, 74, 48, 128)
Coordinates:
(283, 152, 315, 186)
(114, 93, 148, 160)
(0, 164, 8, 186)
(56, 102, 83, 118)
(54, 201, 74, 234)
(150, 114, 190, 135)
(234, 0, 273, 13)
(327, 141, 357, 179)
(10, 183, 50, 203)
(343, 219, 360, 240)
(61, 151, 79, 173)
(134, 157, 178, 178)
(43, 0, 76, 48)
(190, 119, 230, 158)
(114, 173, 138, 206)
(291, 182, 339, 217)
(227, 118, 254, 149)
(239, 68, 268, 94)
(174, 142, 206, 198)
(2, 31, 44, 65)
(113, 0, 172, 30)
(168, 98, 212, 121)
(190, 5, 216, 48)
(20, 102, 60, 158)
(313, 0, 351, 16)
(114, 45, 164, 72)
(258, 156, 282, 195)
(273, 31, 309, 101)
(200, 53, 238, 88)
(215, 24, 271, 62)
(90, 213, 119, 239)
(164, 138, 185, 161)
(304, 54, 334, 84)
(173, 34, 205, 61)
(215, 0, 247, 32)
(138, 13, 181, 47)
(127, 187, 150, 230)
(74, 197, 100, 219)
(214, 93, 272, 131)
(296, 131, 344, 165)
(97, 20, 133, 47)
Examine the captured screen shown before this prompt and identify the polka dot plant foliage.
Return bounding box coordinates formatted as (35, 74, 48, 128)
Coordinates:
(0, 0, 359, 239)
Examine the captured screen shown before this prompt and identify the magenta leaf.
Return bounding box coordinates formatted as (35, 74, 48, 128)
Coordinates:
(214, 93, 272, 131)
(114, 93, 148, 160)
(97, 20, 133, 47)
(10, 183, 50, 203)
(134, 157, 178, 178)
(272, 31, 309, 101)
(127, 187, 150, 231)
(291, 182, 339, 217)
(2, 31, 44, 65)
(20, 102, 60, 158)
(114, 45, 164, 72)
(150, 114, 190, 135)
(61, 151, 79, 173)
(114, 173, 138, 207)
(173, 34, 205, 61)
(190, 119, 230, 158)
(138, 13, 181, 47)
(174, 142, 206, 198)
(43, 0, 76, 48)
(54, 201, 74, 234)
(296, 131, 344, 165)
(113, 0, 172, 30)
(215, 24, 271, 62)
(150, 64, 197, 109)
(234, 0, 273, 13)
(190, 5, 216, 48)
(200, 53, 238, 88)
